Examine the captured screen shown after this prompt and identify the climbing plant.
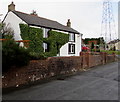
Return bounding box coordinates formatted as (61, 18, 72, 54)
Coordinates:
(19, 24, 69, 58)
(20, 24, 43, 54)
(43, 30, 69, 57)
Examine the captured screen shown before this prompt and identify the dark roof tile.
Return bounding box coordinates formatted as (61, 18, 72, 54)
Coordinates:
(12, 11, 79, 34)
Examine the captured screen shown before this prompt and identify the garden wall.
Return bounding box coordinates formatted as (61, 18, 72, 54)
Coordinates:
(2, 52, 117, 89)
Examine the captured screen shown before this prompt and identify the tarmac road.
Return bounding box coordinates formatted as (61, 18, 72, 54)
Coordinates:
(3, 61, 119, 100)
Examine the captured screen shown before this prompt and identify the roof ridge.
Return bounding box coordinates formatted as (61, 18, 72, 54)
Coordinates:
(11, 10, 79, 34)
(13, 10, 57, 23)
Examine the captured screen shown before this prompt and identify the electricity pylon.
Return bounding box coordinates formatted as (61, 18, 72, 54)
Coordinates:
(101, 0, 117, 43)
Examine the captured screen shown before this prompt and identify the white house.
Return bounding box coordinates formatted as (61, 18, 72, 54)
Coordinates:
(107, 39, 120, 51)
(3, 2, 82, 56)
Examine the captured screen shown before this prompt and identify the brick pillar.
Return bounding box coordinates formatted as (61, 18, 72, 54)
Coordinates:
(112, 52, 116, 61)
(86, 52, 90, 68)
(104, 52, 107, 63)
(100, 52, 104, 64)
(80, 52, 83, 68)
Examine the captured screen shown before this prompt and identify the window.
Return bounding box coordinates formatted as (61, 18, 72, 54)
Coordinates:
(69, 33, 75, 42)
(43, 43, 49, 52)
(43, 28, 49, 38)
(68, 44, 75, 54)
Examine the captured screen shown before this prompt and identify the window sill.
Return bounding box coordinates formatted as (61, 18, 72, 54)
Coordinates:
(69, 40, 75, 42)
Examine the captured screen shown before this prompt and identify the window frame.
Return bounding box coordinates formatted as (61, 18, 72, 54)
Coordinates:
(43, 42, 49, 52)
(68, 44, 75, 54)
(69, 33, 75, 42)
(43, 28, 49, 38)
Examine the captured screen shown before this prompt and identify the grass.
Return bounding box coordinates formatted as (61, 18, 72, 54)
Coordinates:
(100, 50, 120, 55)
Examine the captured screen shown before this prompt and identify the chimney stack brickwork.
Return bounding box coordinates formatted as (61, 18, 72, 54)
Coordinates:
(67, 19, 71, 27)
(8, 2, 15, 12)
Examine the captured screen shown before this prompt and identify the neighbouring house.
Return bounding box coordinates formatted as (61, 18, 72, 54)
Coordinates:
(82, 37, 105, 51)
(3, 2, 82, 56)
(107, 39, 120, 51)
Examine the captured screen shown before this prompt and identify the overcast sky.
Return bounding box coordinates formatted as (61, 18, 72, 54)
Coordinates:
(0, 0, 118, 39)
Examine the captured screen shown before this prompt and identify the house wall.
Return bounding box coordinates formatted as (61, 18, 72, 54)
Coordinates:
(3, 11, 26, 40)
(115, 41, 120, 51)
(108, 41, 120, 51)
(3, 11, 81, 56)
(60, 34, 81, 56)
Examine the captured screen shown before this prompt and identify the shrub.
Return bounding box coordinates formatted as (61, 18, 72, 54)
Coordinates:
(29, 52, 47, 60)
(2, 36, 30, 72)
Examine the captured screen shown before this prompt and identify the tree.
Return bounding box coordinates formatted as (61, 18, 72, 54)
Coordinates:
(0, 23, 14, 39)
(91, 42, 94, 49)
(0, 23, 30, 73)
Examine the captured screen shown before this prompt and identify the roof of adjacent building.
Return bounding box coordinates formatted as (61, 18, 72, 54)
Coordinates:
(108, 39, 120, 44)
(12, 11, 80, 34)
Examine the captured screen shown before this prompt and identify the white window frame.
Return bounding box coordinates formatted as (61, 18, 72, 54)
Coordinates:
(43, 42, 48, 52)
(43, 28, 49, 38)
(69, 33, 75, 42)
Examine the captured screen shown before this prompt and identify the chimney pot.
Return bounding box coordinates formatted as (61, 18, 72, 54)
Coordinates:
(67, 19, 71, 27)
(8, 2, 15, 12)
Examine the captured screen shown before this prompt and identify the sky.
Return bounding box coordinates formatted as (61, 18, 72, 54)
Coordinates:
(0, 0, 119, 39)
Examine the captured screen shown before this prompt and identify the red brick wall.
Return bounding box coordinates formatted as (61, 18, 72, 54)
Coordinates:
(2, 52, 116, 88)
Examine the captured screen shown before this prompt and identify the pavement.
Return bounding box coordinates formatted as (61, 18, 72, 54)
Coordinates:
(2, 61, 119, 101)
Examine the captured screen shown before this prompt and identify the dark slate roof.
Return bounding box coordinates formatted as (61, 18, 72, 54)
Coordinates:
(12, 11, 79, 34)
(108, 39, 120, 44)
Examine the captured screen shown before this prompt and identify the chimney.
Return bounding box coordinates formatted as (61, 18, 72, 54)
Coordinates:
(8, 2, 15, 12)
(67, 19, 71, 27)
(30, 10, 38, 16)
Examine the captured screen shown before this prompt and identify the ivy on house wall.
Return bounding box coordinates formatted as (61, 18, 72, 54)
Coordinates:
(19, 24, 69, 58)
(19, 24, 43, 55)
(43, 30, 69, 57)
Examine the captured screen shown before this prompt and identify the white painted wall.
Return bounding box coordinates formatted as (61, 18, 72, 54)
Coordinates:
(60, 34, 81, 56)
(3, 11, 82, 56)
(3, 11, 26, 40)
(115, 41, 120, 51)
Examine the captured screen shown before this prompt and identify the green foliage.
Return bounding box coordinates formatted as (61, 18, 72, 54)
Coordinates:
(20, 24, 43, 54)
(91, 42, 94, 49)
(19, 24, 69, 58)
(0, 23, 14, 39)
(43, 30, 69, 57)
(83, 37, 105, 45)
(100, 50, 120, 55)
(2, 35, 30, 72)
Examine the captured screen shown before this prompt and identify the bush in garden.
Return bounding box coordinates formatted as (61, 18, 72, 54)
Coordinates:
(2, 35, 30, 73)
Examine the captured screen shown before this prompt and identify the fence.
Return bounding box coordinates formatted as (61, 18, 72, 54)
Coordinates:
(2, 52, 117, 88)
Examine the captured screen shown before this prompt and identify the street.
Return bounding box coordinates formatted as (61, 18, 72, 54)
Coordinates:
(3, 61, 119, 100)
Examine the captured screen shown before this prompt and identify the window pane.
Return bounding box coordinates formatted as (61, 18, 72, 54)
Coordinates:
(43, 42, 49, 52)
(68, 44, 75, 54)
(69, 33, 75, 41)
(43, 28, 49, 38)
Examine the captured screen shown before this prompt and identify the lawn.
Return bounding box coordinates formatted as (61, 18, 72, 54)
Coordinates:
(100, 50, 120, 55)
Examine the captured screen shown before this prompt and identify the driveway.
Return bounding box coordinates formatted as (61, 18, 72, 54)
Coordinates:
(3, 61, 119, 100)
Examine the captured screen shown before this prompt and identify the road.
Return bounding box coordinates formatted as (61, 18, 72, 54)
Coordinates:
(3, 61, 119, 100)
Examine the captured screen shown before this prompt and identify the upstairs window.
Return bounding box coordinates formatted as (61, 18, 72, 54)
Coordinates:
(43, 28, 49, 38)
(69, 33, 75, 42)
